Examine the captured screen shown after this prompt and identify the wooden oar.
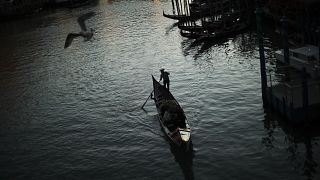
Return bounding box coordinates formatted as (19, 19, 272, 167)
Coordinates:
(141, 90, 154, 109)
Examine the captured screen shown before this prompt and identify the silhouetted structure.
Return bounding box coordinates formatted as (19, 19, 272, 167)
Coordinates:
(0, 0, 95, 20)
(256, 0, 320, 123)
(173, 0, 253, 40)
(0, 0, 46, 19)
(263, 0, 320, 45)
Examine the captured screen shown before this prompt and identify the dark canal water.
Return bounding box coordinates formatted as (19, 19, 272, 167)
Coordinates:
(1, 0, 320, 180)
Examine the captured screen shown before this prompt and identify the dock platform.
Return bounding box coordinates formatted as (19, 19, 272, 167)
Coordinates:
(268, 69, 320, 123)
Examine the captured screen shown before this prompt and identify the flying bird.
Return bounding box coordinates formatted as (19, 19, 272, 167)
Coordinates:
(64, 11, 95, 48)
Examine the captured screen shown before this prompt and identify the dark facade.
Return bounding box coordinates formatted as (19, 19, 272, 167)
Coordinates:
(263, 0, 320, 45)
(0, 0, 92, 19)
(0, 0, 47, 18)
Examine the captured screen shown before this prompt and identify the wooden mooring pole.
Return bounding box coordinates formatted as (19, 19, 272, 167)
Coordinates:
(171, 0, 175, 14)
(281, 16, 290, 64)
(255, 0, 268, 107)
(302, 68, 309, 121)
(317, 27, 320, 64)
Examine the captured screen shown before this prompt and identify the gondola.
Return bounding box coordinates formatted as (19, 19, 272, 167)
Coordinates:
(180, 19, 249, 40)
(180, 30, 203, 39)
(163, 11, 189, 21)
(163, 11, 202, 22)
(178, 24, 204, 32)
(151, 75, 191, 148)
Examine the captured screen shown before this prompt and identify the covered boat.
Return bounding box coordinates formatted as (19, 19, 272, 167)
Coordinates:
(151, 75, 191, 147)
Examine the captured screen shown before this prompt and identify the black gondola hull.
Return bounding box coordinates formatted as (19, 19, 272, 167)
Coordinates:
(152, 75, 191, 147)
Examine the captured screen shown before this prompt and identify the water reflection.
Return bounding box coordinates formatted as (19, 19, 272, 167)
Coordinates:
(261, 109, 278, 150)
(100, 0, 113, 4)
(181, 36, 229, 59)
(153, 0, 161, 5)
(195, 39, 230, 59)
(284, 126, 319, 180)
(180, 28, 256, 60)
(165, 22, 179, 35)
(303, 137, 317, 180)
(88, 0, 100, 7)
(169, 141, 195, 180)
(263, 110, 319, 180)
(233, 31, 256, 56)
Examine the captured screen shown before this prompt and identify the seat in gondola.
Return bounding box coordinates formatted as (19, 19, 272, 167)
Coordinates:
(160, 100, 186, 131)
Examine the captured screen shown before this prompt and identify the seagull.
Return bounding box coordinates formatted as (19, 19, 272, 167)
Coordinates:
(64, 11, 95, 49)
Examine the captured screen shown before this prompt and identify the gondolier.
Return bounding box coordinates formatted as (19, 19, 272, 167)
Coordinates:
(159, 68, 170, 90)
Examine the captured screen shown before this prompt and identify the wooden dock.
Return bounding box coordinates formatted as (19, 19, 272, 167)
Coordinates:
(268, 68, 320, 123)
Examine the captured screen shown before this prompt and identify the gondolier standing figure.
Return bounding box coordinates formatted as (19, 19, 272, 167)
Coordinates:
(160, 68, 170, 90)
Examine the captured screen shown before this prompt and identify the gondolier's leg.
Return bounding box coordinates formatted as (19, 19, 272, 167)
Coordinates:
(164, 80, 170, 91)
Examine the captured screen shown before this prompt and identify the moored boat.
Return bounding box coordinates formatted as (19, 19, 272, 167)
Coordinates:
(180, 19, 249, 40)
(163, 10, 188, 21)
(151, 75, 191, 148)
(178, 24, 204, 32)
(163, 11, 202, 22)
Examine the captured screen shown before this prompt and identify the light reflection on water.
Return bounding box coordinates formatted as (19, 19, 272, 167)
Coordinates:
(0, 1, 319, 180)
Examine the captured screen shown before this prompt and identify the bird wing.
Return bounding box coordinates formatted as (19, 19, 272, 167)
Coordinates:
(64, 33, 81, 48)
(77, 11, 95, 32)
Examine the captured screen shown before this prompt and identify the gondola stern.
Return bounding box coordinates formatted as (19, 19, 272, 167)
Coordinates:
(180, 128, 191, 143)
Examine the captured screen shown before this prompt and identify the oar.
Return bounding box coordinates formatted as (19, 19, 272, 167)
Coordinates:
(141, 90, 154, 109)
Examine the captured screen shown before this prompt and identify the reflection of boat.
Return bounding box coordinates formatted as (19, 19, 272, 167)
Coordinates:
(200, 20, 249, 39)
(180, 20, 249, 40)
(170, 140, 194, 180)
(152, 75, 191, 148)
